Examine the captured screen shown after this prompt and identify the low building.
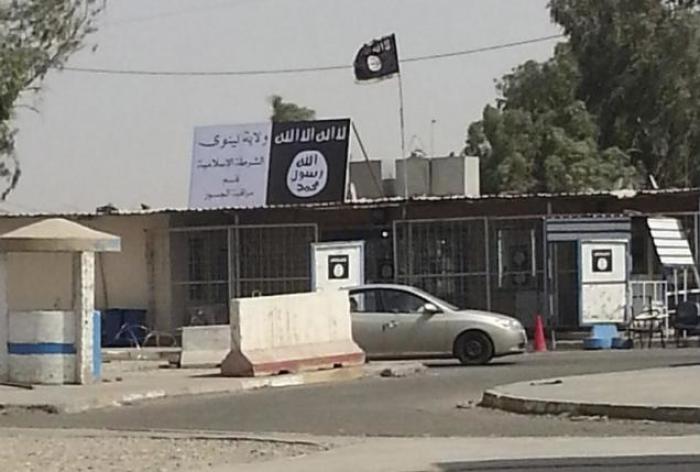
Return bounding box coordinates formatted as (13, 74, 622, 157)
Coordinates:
(0, 188, 697, 335)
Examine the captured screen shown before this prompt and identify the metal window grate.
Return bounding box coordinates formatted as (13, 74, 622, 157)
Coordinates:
(170, 224, 317, 328)
(394, 217, 546, 321)
(231, 225, 318, 298)
(394, 218, 488, 309)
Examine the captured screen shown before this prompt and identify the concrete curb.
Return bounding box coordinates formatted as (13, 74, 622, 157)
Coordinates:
(480, 389, 700, 424)
(0, 361, 425, 414)
(0, 426, 337, 448)
(0, 367, 365, 414)
(102, 347, 180, 362)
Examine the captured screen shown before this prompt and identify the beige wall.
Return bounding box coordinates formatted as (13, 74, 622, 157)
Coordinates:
(87, 215, 165, 310)
(0, 218, 72, 311)
(146, 225, 173, 332)
(8, 252, 73, 310)
(0, 214, 173, 331)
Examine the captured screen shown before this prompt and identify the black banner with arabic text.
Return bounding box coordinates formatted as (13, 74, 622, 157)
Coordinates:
(266, 119, 351, 205)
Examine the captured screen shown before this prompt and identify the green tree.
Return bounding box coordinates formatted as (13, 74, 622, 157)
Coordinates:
(467, 0, 700, 193)
(269, 95, 316, 122)
(550, 0, 700, 187)
(1, 1, 102, 199)
(466, 45, 640, 194)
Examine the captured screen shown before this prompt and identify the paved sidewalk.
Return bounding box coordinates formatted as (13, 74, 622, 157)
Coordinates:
(3, 427, 699, 472)
(0, 427, 333, 472)
(482, 364, 700, 423)
(0, 361, 425, 414)
(210, 435, 700, 472)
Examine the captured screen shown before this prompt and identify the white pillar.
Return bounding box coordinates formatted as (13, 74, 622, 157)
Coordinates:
(0, 254, 8, 382)
(73, 251, 95, 384)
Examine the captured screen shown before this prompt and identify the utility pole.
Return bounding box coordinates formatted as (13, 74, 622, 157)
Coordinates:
(430, 119, 437, 157)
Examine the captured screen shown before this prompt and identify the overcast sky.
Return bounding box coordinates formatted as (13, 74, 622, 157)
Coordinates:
(8, 0, 559, 212)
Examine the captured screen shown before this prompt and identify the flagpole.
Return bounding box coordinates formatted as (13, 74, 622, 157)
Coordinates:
(351, 121, 384, 197)
(397, 71, 408, 200)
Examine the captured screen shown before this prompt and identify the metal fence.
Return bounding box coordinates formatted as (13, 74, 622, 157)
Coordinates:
(232, 224, 318, 298)
(170, 223, 317, 328)
(629, 279, 668, 327)
(394, 217, 488, 310)
(393, 217, 546, 324)
(167, 212, 700, 331)
(394, 213, 700, 329)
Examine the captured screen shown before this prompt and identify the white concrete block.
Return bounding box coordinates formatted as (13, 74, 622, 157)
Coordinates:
(221, 290, 364, 377)
(231, 291, 353, 350)
(9, 354, 76, 384)
(8, 311, 75, 343)
(180, 324, 230, 367)
(7, 310, 77, 384)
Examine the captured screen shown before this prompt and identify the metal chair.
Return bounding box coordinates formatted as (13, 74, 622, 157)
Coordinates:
(626, 299, 667, 349)
(674, 301, 700, 347)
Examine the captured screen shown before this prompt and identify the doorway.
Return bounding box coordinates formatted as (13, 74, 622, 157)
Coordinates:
(550, 241, 580, 329)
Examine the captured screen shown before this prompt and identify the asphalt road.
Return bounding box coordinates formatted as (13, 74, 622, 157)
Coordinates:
(3, 349, 700, 437)
(437, 456, 700, 472)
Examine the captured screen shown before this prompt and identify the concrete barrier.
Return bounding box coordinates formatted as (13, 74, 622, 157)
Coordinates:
(7, 310, 102, 384)
(179, 324, 230, 368)
(220, 290, 365, 377)
(8, 310, 76, 384)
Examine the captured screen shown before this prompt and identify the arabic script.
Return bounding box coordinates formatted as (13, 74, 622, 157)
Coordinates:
(286, 150, 328, 198)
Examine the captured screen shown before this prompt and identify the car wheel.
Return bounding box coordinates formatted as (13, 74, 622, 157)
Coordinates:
(455, 331, 494, 365)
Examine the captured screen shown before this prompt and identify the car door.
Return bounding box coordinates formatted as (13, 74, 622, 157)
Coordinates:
(349, 289, 394, 355)
(377, 288, 447, 356)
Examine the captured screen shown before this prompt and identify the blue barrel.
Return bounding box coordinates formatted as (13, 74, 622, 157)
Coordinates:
(122, 309, 146, 328)
(101, 309, 123, 347)
(102, 309, 147, 347)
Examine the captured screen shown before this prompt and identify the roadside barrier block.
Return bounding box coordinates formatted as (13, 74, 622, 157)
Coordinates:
(179, 325, 230, 368)
(221, 291, 365, 377)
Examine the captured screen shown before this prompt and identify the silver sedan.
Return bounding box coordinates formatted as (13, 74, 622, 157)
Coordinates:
(349, 284, 527, 365)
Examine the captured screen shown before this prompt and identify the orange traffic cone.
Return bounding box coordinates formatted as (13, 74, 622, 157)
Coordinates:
(533, 314, 547, 352)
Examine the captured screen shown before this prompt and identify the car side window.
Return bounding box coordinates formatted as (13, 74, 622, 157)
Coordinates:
(379, 289, 427, 314)
(349, 290, 381, 313)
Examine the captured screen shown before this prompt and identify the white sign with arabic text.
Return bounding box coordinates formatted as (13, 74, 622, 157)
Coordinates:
(189, 123, 271, 209)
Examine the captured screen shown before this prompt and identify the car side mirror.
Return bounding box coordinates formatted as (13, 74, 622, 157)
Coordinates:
(422, 303, 441, 315)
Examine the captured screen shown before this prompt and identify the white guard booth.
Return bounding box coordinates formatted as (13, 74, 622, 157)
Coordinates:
(311, 241, 365, 291)
(546, 216, 632, 330)
(0, 218, 121, 385)
(579, 240, 628, 325)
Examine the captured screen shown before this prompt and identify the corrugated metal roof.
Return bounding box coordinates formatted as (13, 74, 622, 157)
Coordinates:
(0, 187, 697, 218)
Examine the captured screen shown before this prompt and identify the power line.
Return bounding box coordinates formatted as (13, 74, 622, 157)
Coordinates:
(61, 34, 563, 77)
(403, 34, 563, 63)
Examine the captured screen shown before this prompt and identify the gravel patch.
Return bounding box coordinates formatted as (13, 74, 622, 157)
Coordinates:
(0, 432, 323, 471)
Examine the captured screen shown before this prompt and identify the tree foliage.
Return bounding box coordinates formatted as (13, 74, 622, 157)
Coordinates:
(467, 0, 700, 193)
(269, 95, 316, 122)
(0, 0, 102, 199)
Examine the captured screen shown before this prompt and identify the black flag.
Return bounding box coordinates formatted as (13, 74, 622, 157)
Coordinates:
(267, 119, 351, 205)
(354, 34, 399, 81)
